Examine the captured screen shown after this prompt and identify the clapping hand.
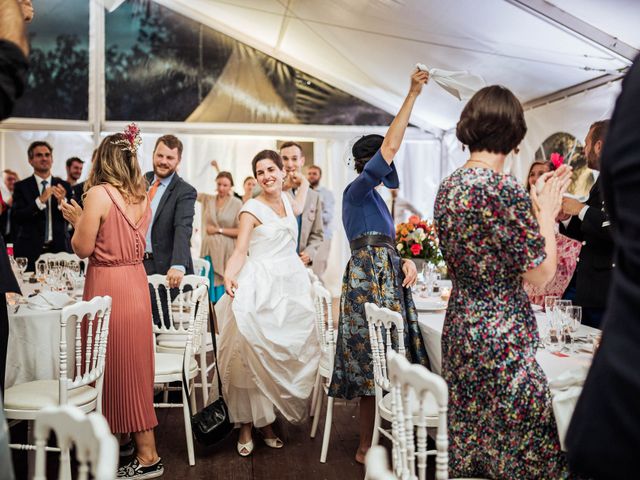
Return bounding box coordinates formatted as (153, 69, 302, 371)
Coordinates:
(531, 165, 572, 221)
(52, 184, 67, 203)
(283, 171, 304, 191)
(60, 199, 83, 227)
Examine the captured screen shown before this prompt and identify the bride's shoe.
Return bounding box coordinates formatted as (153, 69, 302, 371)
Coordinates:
(237, 439, 254, 457)
(259, 429, 284, 449)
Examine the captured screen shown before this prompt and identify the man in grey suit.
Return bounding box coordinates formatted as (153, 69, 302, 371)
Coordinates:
(280, 141, 324, 267)
(144, 135, 196, 323)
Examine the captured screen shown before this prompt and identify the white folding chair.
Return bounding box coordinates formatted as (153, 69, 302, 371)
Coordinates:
(192, 257, 211, 278)
(308, 282, 336, 463)
(4, 296, 111, 478)
(365, 303, 439, 448)
(149, 274, 212, 404)
(36, 252, 88, 274)
(386, 351, 488, 480)
(33, 405, 118, 480)
(365, 446, 398, 480)
(152, 283, 208, 466)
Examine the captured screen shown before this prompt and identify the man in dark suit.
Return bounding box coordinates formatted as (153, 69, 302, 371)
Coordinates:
(566, 55, 640, 479)
(143, 135, 196, 323)
(11, 141, 72, 271)
(559, 120, 613, 328)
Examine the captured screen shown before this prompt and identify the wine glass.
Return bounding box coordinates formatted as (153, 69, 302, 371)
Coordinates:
(36, 261, 47, 283)
(566, 306, 583, 352)
(15, 257, 28, 279)
(541, 296, 559, 346)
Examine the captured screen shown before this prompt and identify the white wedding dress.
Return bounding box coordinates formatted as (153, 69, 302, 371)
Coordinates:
(215, 193, 319, 427)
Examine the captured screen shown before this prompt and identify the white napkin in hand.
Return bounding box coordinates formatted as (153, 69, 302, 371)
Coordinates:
(27, 291, 75, 310)
(416, 63, 486, 101)
(549, 366, 589, 451)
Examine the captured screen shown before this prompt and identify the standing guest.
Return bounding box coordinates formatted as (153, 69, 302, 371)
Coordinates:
(65, 156, 84, 186)
(329, 69, 430, 464)
(0, 169, 19, 243)
(559, 120, 613, 328)
(197, 171, 241, 302)
(279, 141, 324, 267)
(61, 129, 163, 478)
(306, 164, 334, 277)
(11, 141, 71, 271)
(434, 85, 572, 479)
(566, 54, 640, 480)
(388, 188, 422, 224)
(143, 134, 196, 323)
(216, 150, 319, 456)
(241, 176, 257, 204)
(523, 160, 582, 305)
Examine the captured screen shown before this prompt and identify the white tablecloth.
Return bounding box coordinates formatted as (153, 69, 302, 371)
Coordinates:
(5, 284, 81, 389)
(417, 308, 598, 380)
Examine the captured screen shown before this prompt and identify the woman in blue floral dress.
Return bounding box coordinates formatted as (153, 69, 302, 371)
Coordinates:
(329, 69, 430, 464)
(434, 85, 573, 479)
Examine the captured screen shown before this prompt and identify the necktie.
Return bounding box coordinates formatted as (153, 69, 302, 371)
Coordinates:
(148, 179, 161, 201)
(41, 180, 49, 242)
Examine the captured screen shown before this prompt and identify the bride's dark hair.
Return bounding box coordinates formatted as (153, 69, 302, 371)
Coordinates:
(251, 150, 283, 176)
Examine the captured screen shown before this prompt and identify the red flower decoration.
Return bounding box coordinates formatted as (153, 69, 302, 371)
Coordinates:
(550, 152, 564, 169)
(410, 244, 423, 256)
(408, 215, 420, 226)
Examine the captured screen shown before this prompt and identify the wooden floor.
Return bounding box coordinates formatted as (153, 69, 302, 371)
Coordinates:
(10, 396, 370, 480)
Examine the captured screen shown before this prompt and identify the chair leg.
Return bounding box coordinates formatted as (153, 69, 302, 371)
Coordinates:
(60, 446, 72, 480)
(319, 397, 334, 463)
(199, 349, 209, 405)
(310, 370, 320, 417)
(163, 384, 169, 404)
(181, 384, 196, 466)
(190, 380, 197, 412)
(310, 383, 324, 438)
(371, 407, 381, 446)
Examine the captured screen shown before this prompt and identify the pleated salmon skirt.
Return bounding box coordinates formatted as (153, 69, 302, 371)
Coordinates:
(82, 185, 157, 433)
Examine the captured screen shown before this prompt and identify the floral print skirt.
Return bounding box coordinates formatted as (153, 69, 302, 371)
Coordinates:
(328, 241, 429, 399)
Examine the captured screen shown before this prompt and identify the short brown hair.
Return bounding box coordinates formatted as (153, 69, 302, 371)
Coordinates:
(216, 171, 234, 186)
(3, 169, 19, 178)
(280, 141, 304, 155)
(28, 141, 53, 159)
(456, 85, 527, 155)
(589, 120, 610, 144)
(251, 150, 283, 177)
(154, 134, 183, 158)
(243, 176, 255, 185)
(308, 165, 322, 175)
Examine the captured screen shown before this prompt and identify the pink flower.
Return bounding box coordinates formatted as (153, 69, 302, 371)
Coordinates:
(550, 152, 564, 169)
(410, 244, 422, 256)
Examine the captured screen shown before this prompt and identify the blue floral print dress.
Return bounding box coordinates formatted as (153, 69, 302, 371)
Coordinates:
(434, 168, 570, 479)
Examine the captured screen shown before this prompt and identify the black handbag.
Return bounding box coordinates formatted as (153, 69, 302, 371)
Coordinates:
(183, 298, 234, 446)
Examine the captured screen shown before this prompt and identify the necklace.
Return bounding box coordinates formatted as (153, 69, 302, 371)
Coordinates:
(466, 157, 498, 170)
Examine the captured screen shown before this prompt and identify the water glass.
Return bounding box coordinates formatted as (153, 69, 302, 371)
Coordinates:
(36, 261, 47, 283)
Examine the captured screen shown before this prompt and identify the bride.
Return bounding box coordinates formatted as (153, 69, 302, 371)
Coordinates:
(215, 149, 320, 456)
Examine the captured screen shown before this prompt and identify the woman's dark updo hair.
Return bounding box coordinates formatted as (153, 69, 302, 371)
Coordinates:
(352, 134, 384, 173)
(456, 85, 527, 155)
(251, 150, 283, 177)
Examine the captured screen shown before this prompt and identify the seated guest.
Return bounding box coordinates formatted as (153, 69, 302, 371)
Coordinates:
(0, 169, 19, 243)
(11, 141, 71, 271)
(61, 130, 163, 478)
(434, 85, 572, 478)
(216, 150, 319, 456)
(523, 160, 581, 305)
(197, 171, 241, 302)
(560, 120, 613, 328)
(329, 69, 430, 464)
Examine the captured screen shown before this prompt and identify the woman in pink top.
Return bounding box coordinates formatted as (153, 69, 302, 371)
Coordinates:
(62, 129, 163, 479)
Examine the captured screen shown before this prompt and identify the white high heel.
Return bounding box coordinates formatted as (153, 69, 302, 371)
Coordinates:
(259, 429, 284, 449)
(237, 439, 254, 457)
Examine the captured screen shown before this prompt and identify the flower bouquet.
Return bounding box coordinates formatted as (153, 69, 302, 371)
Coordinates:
(395, 215, 443, 267)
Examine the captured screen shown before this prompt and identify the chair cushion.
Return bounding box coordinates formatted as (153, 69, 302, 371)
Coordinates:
(380, 390, 439, 420)
(154, 353, 198, 376)
(4, 380, 98, 411)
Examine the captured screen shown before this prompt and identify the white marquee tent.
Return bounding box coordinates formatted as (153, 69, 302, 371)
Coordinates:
(1, 0, 638, 292)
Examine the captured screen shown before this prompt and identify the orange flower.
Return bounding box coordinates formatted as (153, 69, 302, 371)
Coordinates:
(400, 228, 409, 236)
(408, 215, 420, 226)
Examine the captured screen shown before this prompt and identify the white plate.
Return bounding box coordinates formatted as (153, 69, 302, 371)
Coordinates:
(414, 298, 447, 311)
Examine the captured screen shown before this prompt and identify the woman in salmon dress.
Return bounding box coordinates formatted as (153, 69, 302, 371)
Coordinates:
(62, 129, 164, 479)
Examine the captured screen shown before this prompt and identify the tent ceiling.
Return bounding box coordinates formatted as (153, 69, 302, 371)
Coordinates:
(146, 0, 634, 132)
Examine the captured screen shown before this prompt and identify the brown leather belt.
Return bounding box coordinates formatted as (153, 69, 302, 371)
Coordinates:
(349, 234, 396, 253)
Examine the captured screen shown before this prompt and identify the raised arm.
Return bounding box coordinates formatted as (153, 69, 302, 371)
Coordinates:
(223, 211, 258, 297)
(380, 69, 429, 163)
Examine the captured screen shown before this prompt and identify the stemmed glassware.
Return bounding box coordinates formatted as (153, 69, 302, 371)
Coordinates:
(14, 257, 28, 280)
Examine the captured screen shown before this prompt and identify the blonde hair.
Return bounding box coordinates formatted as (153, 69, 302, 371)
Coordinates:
(85, 134, 147, 203)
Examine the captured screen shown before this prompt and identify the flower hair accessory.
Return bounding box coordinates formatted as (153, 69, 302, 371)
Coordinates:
(112, 123, 142, 154)
(550, 152, 564, 169)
